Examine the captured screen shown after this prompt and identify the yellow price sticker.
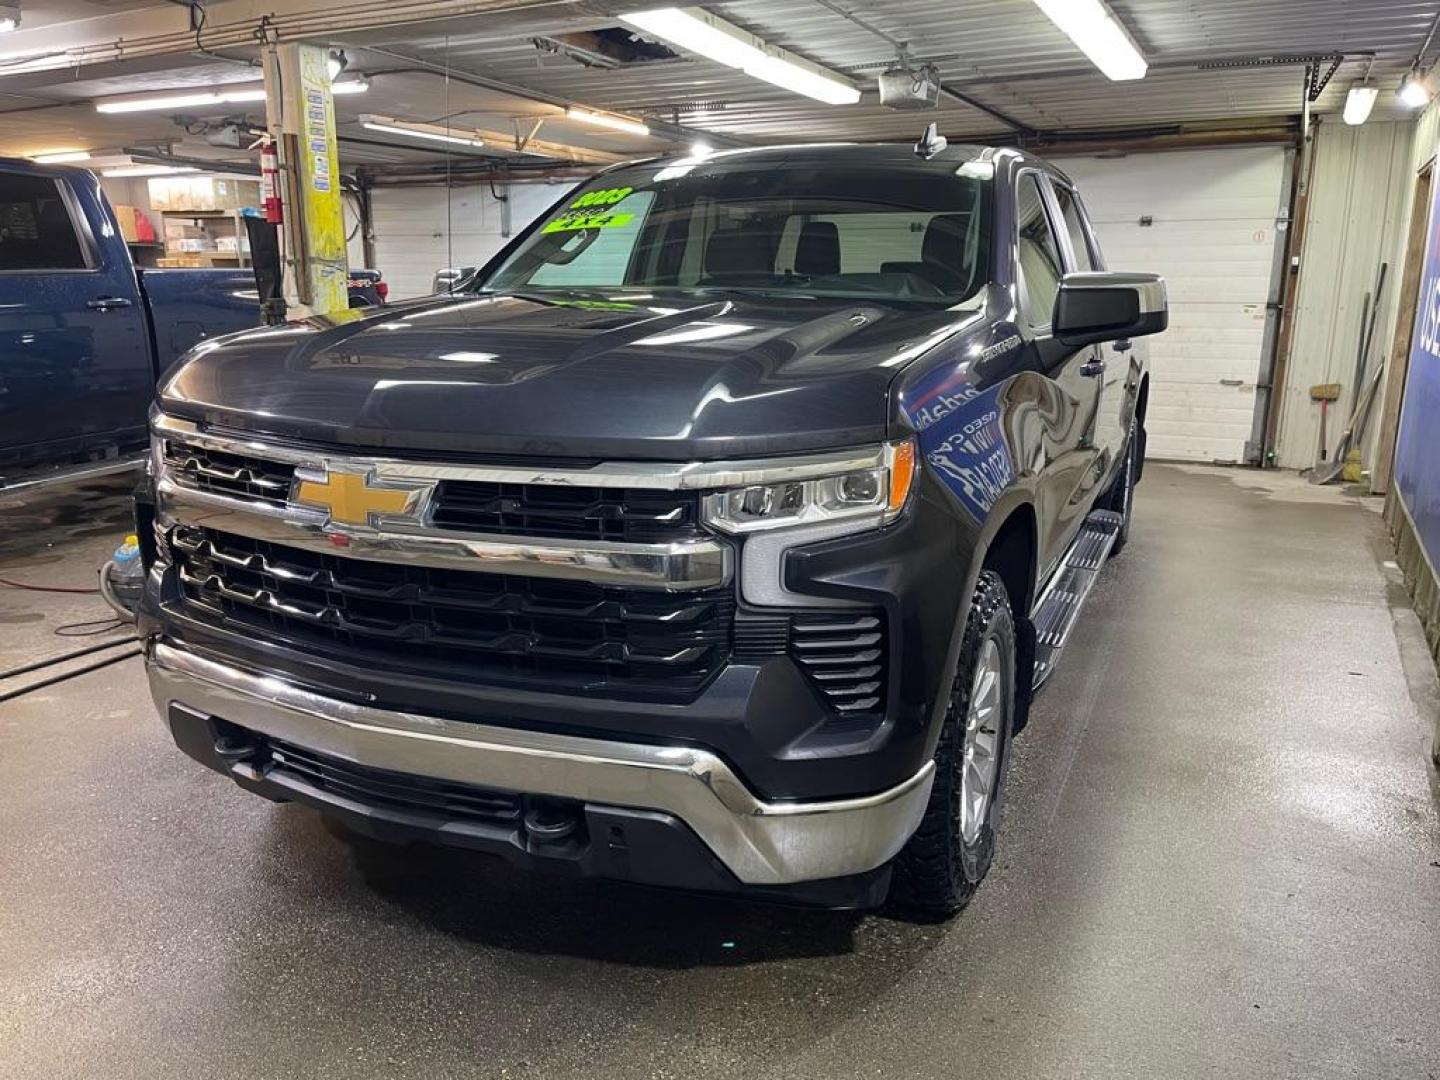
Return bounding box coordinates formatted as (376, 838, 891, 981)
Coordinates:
(568, 186, 634, 209)
(541, 210, 635, 234)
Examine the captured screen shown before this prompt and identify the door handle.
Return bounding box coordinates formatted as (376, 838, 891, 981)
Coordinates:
(87, 296, 133, 311)
(1080, 356, 1105, 378)
(1112, 339, 1132, 353)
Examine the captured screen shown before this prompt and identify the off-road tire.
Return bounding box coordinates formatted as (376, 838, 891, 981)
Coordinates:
(889, 570, 1016, 919)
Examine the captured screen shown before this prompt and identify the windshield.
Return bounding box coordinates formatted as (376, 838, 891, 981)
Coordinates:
(483, 158, 991, 307)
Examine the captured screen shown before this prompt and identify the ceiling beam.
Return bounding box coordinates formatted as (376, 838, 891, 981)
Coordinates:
(343, 118, 627, 164)
(0, 0, 567, 82)
(359, 45, 753, 149)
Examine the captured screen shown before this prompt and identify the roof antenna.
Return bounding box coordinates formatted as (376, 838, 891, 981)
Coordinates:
(914, 121, 947, 160)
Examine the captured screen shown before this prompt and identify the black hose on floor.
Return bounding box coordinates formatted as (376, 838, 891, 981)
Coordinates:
(0, 647, 143, 705)
(0, 636, 138, 683)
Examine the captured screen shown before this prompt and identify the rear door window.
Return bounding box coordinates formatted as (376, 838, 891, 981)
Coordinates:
(0, 172, 90, 271)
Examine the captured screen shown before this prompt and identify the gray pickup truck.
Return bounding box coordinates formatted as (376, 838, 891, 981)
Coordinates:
(137, 139, 1164, 915)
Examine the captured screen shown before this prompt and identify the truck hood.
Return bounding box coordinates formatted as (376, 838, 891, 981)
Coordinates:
(160, 291, 982, 460)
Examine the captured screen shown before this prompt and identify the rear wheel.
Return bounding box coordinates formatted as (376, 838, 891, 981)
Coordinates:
(890, 570, 1016, 918)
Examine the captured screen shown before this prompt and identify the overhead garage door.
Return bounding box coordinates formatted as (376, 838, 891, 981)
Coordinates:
(1055, 147, 1289, 463)
(369, 182, 569, 301)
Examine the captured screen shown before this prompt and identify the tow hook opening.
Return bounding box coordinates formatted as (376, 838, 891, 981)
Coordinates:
(523, 797, 585, 847)
(212, 720, 263, 764)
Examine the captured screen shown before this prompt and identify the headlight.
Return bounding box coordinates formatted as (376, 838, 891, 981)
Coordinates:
(708, 439, 917, 609)
(702, 439, 917, 535)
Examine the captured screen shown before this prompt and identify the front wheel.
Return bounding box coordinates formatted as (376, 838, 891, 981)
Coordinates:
(889, 570, 1016, 918)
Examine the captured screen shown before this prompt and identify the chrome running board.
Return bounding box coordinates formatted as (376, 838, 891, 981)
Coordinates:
(1030, 509, 1124, 689)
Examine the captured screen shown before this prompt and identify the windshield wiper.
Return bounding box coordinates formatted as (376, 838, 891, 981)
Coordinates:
(687, 285, 819, 300)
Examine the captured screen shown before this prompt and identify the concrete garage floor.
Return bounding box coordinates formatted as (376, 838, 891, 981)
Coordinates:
(2, 464, 1438, 1080)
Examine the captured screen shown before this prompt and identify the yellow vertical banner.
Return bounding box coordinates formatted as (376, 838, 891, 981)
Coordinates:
(280, 43, 347, 317)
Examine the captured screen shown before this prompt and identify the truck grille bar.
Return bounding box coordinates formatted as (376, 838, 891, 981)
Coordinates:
(169, 526, 734, 698)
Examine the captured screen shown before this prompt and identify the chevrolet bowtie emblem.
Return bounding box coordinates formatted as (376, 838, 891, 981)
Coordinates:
(292, 470, 429, 527)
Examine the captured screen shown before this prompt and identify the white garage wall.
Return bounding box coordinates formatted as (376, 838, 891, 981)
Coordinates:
(344, 192, 365, 270)
(1272, 121, 1416, 471)
(1055, 147, 1289, 464)
(367, 181, 574, 300)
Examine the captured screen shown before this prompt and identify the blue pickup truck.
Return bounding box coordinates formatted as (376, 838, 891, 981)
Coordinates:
(0, 159, 262, 488)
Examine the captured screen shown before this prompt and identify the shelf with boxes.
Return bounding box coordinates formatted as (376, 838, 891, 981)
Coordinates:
(148, 175, 262, 269)
(110, 203, 163, 266)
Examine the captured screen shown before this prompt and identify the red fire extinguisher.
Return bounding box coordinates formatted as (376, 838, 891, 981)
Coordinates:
(260, 134, 283, 225)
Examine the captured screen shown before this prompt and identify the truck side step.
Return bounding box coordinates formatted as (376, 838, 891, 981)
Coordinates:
(0, 454, 145, 495)
(1030, 509, 1124, 689)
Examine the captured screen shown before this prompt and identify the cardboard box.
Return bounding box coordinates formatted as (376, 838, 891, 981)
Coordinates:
(112, 204, 140, 243)
(150, 176, 261, 212)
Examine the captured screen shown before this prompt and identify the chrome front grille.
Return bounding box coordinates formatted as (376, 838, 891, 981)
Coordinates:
(151, 417, 891, 711)
(169, 526, 733, 698)
(429, 480, 701, 542)
(161, 440, 295, 508)
(160, 433, 702, 545)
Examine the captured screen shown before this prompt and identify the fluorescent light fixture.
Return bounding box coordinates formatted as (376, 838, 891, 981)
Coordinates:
(331, 75, 369, 95)
(746, 53, 859, 105)
(327, 49, 348, 82)
(97, 78, 363, 113)
(31, 151, 91, 164)
(100, 165, 200, 178)
(565, 106, 650, 136)
(623, 8, 760, 67)
(360, 114, 485, 147)
(98, 91, 220, 114)
(621, 7, 860, 105)
(95, 84, 269, 114)
(0, 5, 18, 33)
(690, 140, 712, 156)
(1031, 0, 1147, 81)
(1343, 84, 1379, 125)
(1398, 70, 1432, 109)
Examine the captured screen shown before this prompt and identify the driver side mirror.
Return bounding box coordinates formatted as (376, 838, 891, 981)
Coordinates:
(1053, 272, 1167, 347)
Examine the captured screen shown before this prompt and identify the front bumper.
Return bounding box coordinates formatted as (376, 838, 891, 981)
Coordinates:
(147, 640, 934, 892)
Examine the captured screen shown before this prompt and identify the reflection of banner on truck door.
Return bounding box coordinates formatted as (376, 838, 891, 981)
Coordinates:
(1395, 166, 1440, 572)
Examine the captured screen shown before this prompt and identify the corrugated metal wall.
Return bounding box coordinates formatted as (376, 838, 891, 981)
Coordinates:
(1273, 121, 1416, 470)
(1414, 99, 1440, 172)
(368, 181, 569, 300)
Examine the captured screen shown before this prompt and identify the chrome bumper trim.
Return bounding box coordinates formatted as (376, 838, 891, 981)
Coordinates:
(155, 479, 731, 591)
(152, 414, 885, 491)
(147, 641, 933, 885)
